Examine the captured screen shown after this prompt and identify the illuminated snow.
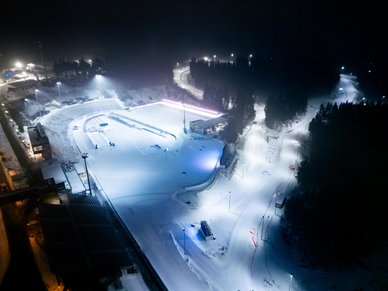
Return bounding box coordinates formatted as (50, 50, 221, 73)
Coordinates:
(40, 74, 359, 291)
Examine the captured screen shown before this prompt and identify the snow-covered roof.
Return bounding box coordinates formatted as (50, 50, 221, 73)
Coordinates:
(190, 116, 227, 127)
(7, 79, 37, 89)
(40, 158, 67, 184)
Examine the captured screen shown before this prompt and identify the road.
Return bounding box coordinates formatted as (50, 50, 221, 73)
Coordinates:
(0, 208, 10, 285)
(1, 202, 46, 291)
(173, 66, 204, 100)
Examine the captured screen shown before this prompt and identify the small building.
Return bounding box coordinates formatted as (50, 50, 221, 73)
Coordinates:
(200, 220, 213, 240)
(27, 122, 52, 160)
(275, 192, 287, 209)
(6, 79, 37, 97)
(190, 116, 227, 135)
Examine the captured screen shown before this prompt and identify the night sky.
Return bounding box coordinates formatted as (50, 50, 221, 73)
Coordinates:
(1, 0, 387, 67)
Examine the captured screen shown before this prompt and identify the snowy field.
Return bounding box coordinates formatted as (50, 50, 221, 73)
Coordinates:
(40, 75, 361, 290)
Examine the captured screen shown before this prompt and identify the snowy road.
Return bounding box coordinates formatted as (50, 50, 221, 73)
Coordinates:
(173, 66, 204, 100)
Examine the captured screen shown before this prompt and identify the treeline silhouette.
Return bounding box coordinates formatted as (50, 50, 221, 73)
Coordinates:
(265, 92, 307, 128)
(283, 101, 388, 267)
(355, 61, 388, 101)
(109, 54, 173, 88)
(53, 57, 105, 78)
(190, 57, 256, 142)
(190, 56, 339, 131)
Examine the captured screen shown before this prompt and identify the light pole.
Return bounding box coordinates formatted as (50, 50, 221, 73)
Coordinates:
(56, 82, 62, 98)
(289, 273, 293, 290)
(228, 191, 231, 212)
(82, 153, 92, 196)
(182, 102, 187, 134)
(183, 228, 186, 255)
(24, 98, 31, 125)
(34, 89, 42, 117)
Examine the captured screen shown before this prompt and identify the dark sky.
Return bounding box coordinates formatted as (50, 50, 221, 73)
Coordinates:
(1, 0, 387, 66)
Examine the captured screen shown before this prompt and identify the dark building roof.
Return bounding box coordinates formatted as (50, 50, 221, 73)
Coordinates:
(28, 123, 49, 146)
(200, 220, 213, 237)
(7, 79, 37, 89)
(39, 194, 131, 276)
(190, 116, 227, 128)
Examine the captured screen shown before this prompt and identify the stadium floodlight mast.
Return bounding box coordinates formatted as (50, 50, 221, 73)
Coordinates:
(14, 61, 23, 69)
(289, 273, 293, 291)
(56, 82, 62, 98)
(24, 98, 31, 125)
(82, 153, 92, 196)
(34, 89, 42, 117)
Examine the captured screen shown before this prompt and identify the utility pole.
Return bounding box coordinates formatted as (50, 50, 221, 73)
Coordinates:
(228, 191, 231, 212)
(56, 82, 62, 98)
(82, 153, 92, 196)
(24, 99, 31, 126)
(183, 102, 187, 134)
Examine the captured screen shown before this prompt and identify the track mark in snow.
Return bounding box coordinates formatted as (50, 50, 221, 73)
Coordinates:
(169, 232, 221, 291)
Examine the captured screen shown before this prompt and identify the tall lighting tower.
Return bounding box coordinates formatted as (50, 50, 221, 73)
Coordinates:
(82, 153, 92, 196)
(56, 82, 62, 98)
(34, 89, 42, 117)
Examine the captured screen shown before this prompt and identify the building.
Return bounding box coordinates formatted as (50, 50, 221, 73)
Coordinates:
(38, 193, 132, 290)
(189, 116, 227, 135)
(27, 122, 52, 159)
(200, 220, 214, 240)
(6, 79, 37, 99)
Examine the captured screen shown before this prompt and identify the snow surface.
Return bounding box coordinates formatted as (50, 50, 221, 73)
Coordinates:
(41, 74, 361, 290)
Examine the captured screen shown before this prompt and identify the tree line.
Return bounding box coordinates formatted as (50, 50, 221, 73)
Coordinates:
(189, 57, 256, 143)
(283, 101, 388, 267)
(52, 57, 105, 78)
(189, 56, 339, 133)
(354, 61, 388, 101)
